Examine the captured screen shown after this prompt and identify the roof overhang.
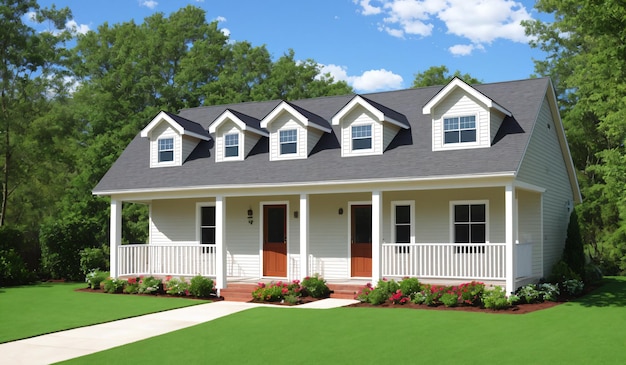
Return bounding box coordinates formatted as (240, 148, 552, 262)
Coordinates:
(140, 111, 210, 141)
(208, 109, 268, 136)
(422, 77, 512, 117)
(260, 101, 331, 133)
(332, 95, 409, 129)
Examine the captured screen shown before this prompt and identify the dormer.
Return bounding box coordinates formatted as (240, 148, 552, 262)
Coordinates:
(332, 95, 409, 157)
(260, 101, 331, 161)
(208, 109, 268, 162)
(422, 78, 512, 151)
(140, 111, 210, 168)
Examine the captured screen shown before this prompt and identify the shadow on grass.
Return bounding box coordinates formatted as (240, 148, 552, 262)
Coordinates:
(575, 277, 626, 308)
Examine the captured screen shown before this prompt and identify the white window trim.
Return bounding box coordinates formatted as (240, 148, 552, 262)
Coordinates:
(440, 113, 479, 149)
(196, 202, 216, 244)
(350, 123, 374, 154)
(223, 132, 242, 161)
(156, 137, 177, 166)
(277, 129, 300, 158)
(391, 201, 415, 244)
(449, 200, 489, 244)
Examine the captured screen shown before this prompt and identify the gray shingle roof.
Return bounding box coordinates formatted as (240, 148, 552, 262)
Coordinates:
(162, 111, 209, 139)
(93, 78, 550, 194)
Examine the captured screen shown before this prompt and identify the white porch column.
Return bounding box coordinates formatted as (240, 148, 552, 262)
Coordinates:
(110, 199, 122, 278)
(372, 190, 382, 282)
(299, 194, 309, 280)
(215, 195, 227, 291)
(505, 185, 517, 295)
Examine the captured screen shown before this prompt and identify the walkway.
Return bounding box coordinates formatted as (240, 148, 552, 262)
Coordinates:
(0, 299, 358, 365)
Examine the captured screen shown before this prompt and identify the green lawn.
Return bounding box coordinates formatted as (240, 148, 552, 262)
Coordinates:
(61, 277, 626, 364)
(0, 283, 208, 343)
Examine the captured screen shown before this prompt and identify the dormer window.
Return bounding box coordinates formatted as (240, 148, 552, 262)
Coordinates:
(444, 115, 476, 144)
(158, 138, 174, 162)
(224, 133, 239, 158)
(279, 129, 297, 155)
(352, 125, 372, 150)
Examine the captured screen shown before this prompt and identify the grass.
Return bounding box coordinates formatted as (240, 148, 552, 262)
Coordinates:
(0, 282, 209, 343)
(60, 277, 626, 364)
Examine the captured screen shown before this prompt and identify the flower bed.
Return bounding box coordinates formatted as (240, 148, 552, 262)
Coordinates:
(251, 274, 331, 305)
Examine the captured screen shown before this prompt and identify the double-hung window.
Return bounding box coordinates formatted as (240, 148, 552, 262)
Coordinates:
(279, 129, 297, 155)
(453, 203, 486, 253)
(200, 206, 216, 252)
(158, 138, 174, 162)
(351, 125, 372, 150)
(224, 133, 239, 158)
(393, 203, 412, 253)
(444, 115, 476, 144)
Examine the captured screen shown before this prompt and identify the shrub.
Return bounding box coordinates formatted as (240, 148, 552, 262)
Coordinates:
(189, 275, 214, 298)
(165, 277, 190, 296)
(367, 287, 389, 305)
(124, 277, 140, 294)
(440, 292, 459, 307)
(389, 290, 410, 305)
(399, 277, 421, 297)
(538, 283, 560, 302)
(548, 260, 581, 283)
(301, 274, 330, 298)
(411, 291, 427, 305)
(103, 278, 126, 293)
(561, 279, 584, 297)
(85, 269, 109, 289)
(482, 286, 514, 310)
(584, 263, 603, 284)
(0, 248, 35, 286)
(458, 281, 485, 306)
(355, 283, 373, 302)
(138, 276, 162, 295)
(517, 284, 542, 304)
(252, 280, 303, 302)
(284, 294, 300, 305)
(79, 246, 109, 275)
(562, 210, 586, 279)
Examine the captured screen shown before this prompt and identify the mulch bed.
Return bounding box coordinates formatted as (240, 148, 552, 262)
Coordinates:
(75, 287, 224, 301)
(346, 299, 561, 314)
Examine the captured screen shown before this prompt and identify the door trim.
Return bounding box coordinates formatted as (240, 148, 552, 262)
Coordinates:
(260, 201, 289, 278)
(348, 201, 372, 278)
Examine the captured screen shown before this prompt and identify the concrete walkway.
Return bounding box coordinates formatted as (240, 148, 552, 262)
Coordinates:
(0, 299, 358, 365)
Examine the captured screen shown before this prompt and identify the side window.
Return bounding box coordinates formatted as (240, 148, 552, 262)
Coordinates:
(351, 124, 372, 150)
(200, 206, 216, 245)
(224, 133, 239, 158)
(279, 129, 297, 155)
(392, 202, 413, 254)
(444, 115, 476, 144)
(158, 138, 174, 162)
(453, 203, 486, 253)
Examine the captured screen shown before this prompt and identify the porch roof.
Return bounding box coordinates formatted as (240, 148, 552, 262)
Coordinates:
(94, 78, 550, 194)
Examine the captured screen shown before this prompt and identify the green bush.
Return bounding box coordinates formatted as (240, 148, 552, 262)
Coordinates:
(584, 263, 603, 284)
(517, 284, 542, 304)
(367, 287, 389, 305)
(548, 260, 581, 283)
(355, 283, 374, 302)
(0, 249, 35, 286)
(561, 279, 584, 296)
(103, 278, 126, 293)
(85, 269, 109, 289)
(482, 286, 514, 310)
(563, 210, 586, 279)
(165, 277, 190, 296)
(189, 275, 214, 298)
(79, 246, 109, 275)
(301, 274, 330, 298)
(399, 277, 421, 297)
(124, 277, 140, 294)
(440, 292, 459, 307)
(138, 276, 163, 294)
(538, 283, 560, 302)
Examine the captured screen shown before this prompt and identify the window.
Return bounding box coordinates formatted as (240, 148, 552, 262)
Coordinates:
(200, 206, 215, 252)
(158, 138, 174, 162)
(224, 133, 239, 158)
(394, 204, 411, 253)
(351, 125, 372, 150)
(444, 115, 476, 144)
(279, 129, 297, 155)
(453, 203, 486, 253)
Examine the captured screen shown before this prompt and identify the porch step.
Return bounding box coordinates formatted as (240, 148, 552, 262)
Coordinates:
(328, 284, 362, 300)
(219, 283, 256, 302)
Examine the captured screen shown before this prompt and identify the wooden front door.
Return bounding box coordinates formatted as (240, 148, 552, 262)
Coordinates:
(263, 204, 287, 277)
(351, 205, 372, 277)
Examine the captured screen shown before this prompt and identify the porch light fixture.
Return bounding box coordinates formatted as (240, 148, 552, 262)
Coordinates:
(247, 208, 253, 225)
(294, 211, 299, 219)
(338, 208, 343, 215)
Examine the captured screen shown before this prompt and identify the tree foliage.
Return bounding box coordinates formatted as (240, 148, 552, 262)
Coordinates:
(412, 65, 481, 87)
(524, 0, 626, 274)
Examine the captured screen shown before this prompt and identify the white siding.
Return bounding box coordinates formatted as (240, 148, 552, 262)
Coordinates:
(517, 189, 542, 277)
(149, 123, 180, 168)
(517, 97, 574, 274)
(431, 88, 490, 151)
(244, 132, 261, 158)
(181, 135, 198, 162)
(150, 199, 197, 245)
(307, 128, 323, 155)
(490, 109, 505, 143)
(383, 124, 401, 151)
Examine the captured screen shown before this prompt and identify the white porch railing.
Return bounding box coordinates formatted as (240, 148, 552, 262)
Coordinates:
(117, 244, 216, 277)
(382, 243, 507, 280)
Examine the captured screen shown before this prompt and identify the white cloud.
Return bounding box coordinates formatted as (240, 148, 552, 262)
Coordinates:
(139, 0, 158, 9)
(355, 0, 382, 15)
(354, 0, 533, 55)
(319, 64, 403, 92)
(215, 16, 227, 23)
(448, 43, 484, 56)
(221, 28, 231, 37)
(66, 20, 90, 35)
(26, 11, 37, 22)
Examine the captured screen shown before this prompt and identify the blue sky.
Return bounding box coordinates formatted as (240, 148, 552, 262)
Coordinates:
(35, 0, 549, 93)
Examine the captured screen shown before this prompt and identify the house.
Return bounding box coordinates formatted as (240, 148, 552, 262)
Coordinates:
(93, 77, 581, 295)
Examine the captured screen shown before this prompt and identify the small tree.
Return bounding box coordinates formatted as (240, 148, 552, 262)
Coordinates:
(563, 209, 586, 279)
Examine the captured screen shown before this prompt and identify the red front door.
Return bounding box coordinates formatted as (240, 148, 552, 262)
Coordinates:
(263, 205, 287, 277)
(351, 205, 372, 277)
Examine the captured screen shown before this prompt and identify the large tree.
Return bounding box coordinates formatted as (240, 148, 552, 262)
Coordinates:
(412, 65, 481, 87)
(0, 0, 72, 228)
(524, 0, 626, 274)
